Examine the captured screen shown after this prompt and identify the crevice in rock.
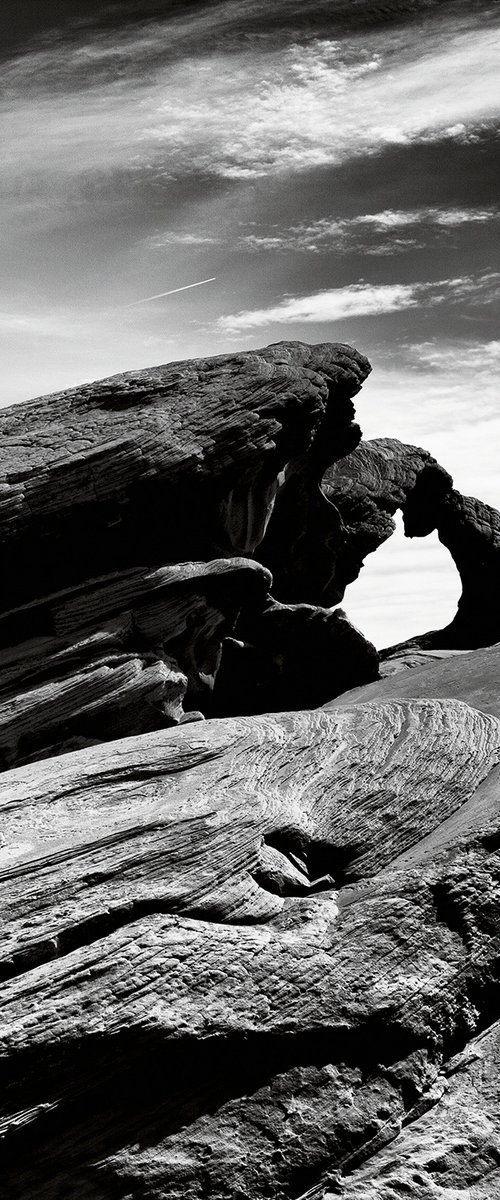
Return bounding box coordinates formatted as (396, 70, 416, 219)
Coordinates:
(251, 828, 361, 896)
(288, 944, 500, 1199)
(429, 880, 472, 949)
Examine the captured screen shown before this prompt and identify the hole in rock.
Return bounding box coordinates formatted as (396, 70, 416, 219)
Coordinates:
(252, 828, 361, 896)
(341, 512, 461, 651)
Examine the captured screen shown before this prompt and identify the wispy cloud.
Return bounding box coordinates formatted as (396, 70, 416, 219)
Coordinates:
(146, 233, 221, 247)
(1, 15, 498, 213)
(218, 283, 419, 330)
(217, 273, 500, 331)
(238, 207, 500, 254)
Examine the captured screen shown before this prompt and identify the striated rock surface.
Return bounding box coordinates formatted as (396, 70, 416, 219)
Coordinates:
(1, 341, 500, 1199)
(0, 341, 379, 764)
(0, 558, 271, 769)
(0, 341, 369, 612)
(322, 437, 447, 602)
(1, 696, 500, 1198)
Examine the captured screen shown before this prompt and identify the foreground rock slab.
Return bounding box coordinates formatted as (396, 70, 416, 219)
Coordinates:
(1, 696, 499, 1198)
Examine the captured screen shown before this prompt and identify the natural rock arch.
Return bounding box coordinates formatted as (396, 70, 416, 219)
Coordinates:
(324, 438, 500, 651)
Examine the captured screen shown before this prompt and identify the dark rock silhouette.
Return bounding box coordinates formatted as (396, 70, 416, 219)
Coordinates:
(324, 437, 500, 650)
(398, 467, 500, 650)
(0, 341, 369, 612)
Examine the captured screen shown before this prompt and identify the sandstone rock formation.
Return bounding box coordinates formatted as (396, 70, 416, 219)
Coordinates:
(324, 437, 500, 650)
(0, 342, 379, 765)
(0, 342, 369, 611)
(1, 687, 500, 1197)
(1, 341, 499, 1199)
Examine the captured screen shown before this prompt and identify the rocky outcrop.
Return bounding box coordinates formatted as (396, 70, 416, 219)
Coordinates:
(0, 342, 379, 766)
(324, 438, 500, 650)
(399, 468, 500, 650)
(0, 341, 369, 612)
(322, 437, 447, 601)
(2, 341, 500, 1199)
(0, 558, 271, 769)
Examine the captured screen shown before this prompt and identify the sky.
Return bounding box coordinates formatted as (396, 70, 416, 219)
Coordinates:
(1, 0, 499, 648)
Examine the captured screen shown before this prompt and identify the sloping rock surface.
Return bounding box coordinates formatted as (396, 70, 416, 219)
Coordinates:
(1, 690, 500, 1198)
(330, 642, 500, 721)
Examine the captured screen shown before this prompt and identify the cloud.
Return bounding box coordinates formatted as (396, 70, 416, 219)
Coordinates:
(1, 12, 499, 214)
(217, 273, 500, 331)
(218, 283, 420, 330)
(147, 233, 221, 247)
(238, 207, 500, 253)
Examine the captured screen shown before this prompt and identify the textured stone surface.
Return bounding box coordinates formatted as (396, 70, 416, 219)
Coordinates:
(339, 1020, 500, 1199)
(0, 341, 380, 764)
(0, 696, 500, 1197)
(331, 642, 500, 721)
(0, 341, 369, 612)
(0, 557, 271, 768)
(1, 341, 500, 1200)
(322, 437, 447, 602)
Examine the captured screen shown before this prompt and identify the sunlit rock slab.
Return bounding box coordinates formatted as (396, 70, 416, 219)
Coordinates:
(339, 1019, 500, 1199)
(330, 641, 500, 719)
(0, 697, 499, 1198)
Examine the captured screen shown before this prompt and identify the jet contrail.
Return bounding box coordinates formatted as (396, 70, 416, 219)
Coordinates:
(122, 277, 217, 307)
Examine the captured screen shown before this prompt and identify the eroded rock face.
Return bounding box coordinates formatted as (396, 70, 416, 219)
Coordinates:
(0, 342, 379, 766)
(2, 340, 500, 1199)
(0, 341, 370, 612)
(400, 468, 500, 650)
(324, 437, 500, 650)
(0, 695, 499, 1198)
(0, 558, 272, 768)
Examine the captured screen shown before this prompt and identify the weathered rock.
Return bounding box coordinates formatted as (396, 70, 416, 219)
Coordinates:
(323, 438, 500, 650)
(322, 437, 447, 602)
(0, 695, 499, 1197)
(213, 601, 378, 714)
(399, 469, 500, 650)
(1, 340, 500, 1200)
(327, 641, 500, 720)
(339, 1020, 500, 1199)
(0, 558, 272, 768)
(0, 342, 369, 612)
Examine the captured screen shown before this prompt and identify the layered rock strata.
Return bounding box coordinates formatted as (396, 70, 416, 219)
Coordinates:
(0, 342, 369, 612)
(0, 691, 499, 1198)
(1, 341, 500, 1199)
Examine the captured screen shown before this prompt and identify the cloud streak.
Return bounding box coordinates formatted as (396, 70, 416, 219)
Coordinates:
(237, 207, 500, 254)
(1, 11, 499, 216)
(217, 273, 500, 331)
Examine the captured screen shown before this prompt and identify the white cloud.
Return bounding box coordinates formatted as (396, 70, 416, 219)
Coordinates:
(1, 15, 499, 212)
(238, 207, 500, 253)
(218, 283, 421, 331)
(147, 232, 221, 247)
(217, 273, 500, 331)
(354, 338, 500, 471)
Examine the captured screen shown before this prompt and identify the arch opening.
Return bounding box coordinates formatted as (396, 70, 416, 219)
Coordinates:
(340, 512, 462, 652)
